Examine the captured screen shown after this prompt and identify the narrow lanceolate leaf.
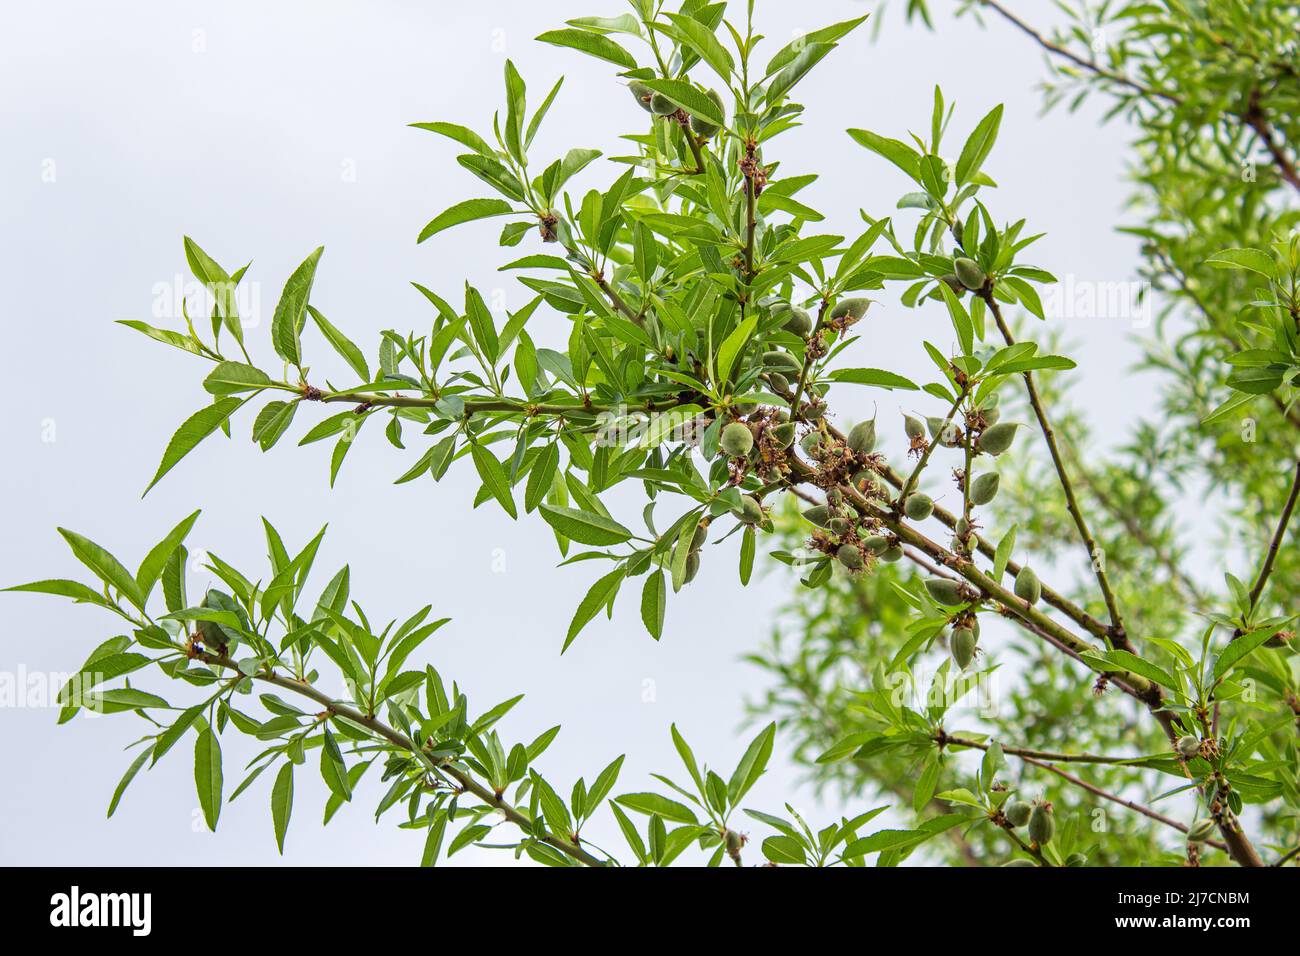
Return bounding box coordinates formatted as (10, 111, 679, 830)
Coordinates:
(307, 305, 369, 382)
(136, 509, 201, 602)
(57, 528, 145, 609)
(271, 246, 323, 366)
(828, 368, 919, 390)
(728, 722, 775, 804)
(954, 104, 1003, 185)
(525, 443, 559, 513)
(535, 28, 637, 68)
(144, 398, 244, 495)
(203, 361, 273, 395)
(470, 442, 517, 519)
(640, 569, 665, 640)
(194, 728, 223, 832)
(739, 527, 755, 585)
(420, 814, 448, 866)
(183, 236, 242, 343)
(409, 121, 493, 158)
(107, 748, 152, 818)
(1213, 630, 1276, 683)
(564, 568, 625, 652)
(271, 762, 294, 854)
(151, 704, 204, 766)
(319, 727, 352, 802)
(417, 199, 516, 243)
(639, 79, 724, 128)
(537, 504, 631, 545)
(252, 400, 298, 452)
(1204, 247, 1276, 279)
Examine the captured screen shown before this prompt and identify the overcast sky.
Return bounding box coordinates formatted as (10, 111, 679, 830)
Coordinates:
(0, 1, 1146, 865)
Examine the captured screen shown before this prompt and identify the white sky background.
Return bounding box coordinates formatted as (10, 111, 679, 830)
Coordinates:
(0, 0, 1150, 865)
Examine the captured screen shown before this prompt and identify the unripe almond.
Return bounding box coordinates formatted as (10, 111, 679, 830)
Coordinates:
(977, 422, 1018, 456)
(766, 371, 790, 392)
(904, 493, 934, 521)
(1004, 800, 1032, 829)
(904, 413, 926, 440)
(738, 495, 764, 525)
(689, 89, 725, 137)
(1176, 735, 1200, 758)
(691, 520, 708, 552)
(970, 471, 1000, 505)
(847, 420, 877, 455)
(650, 92, 677, 115)
(851, 469, 879, 494)
(925, 577, 965, 605)
(862, 535, 890, 556)
(951, 626, 977, 669)
(720, 421, 754, 457)
(799, 431, 824, 456)
(763, 350, 801, 372)
(941, 273, 965, 296)
(1187, 819, 1216, 843)
(684, 551, 700, 583)
(802, 505, 830, 527)
(1027, 803, 1054, 845)
(829, 517, 851, 535)
(628, 81, 655, 112)
(953, 257, 986, 291)
(772, 422, 796, 448)
(830, 297, 872, 322)
(780, 307, 812, 336)
(881, 545, 904, 562)
(1014, 566, 1041, 605)
(836, 544, 865, 571)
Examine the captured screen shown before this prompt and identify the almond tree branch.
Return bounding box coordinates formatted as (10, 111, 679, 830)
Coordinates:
(980, 290, 1129, 648)
(194, 648, 606, 867)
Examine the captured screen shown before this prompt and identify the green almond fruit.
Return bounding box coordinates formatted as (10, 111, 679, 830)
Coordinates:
(799, 431, 824, 456)
(738, 495, 764, 525)
(720, 422, 754, 457)
(977, 422, 1018, 456)
(628, 81, 655, 112)
(829, 517, 850, 535)
(772, 422, 797, 448)
(802, 505, 831, 527)
(981, 405, 1002, 426)
(1027, 803, 1055, 845)
(881, 545, 904, 562)
(904, 493, 934, 521)
(691, 520, 709, 552)
(762, 350, 802, 372)
(925, 577, 965, 606)
(904, 413, 926, 440)
(847, 420, 877, 455)
(650, 92, 677, 115)
(689, 89, 725, 136)
(1014, 566, 1041, 605)
(951, 626, 977, 669)
(970, 471, 1000, 505)
(830, 297, 871, 321)
(684, 551, 700, 584)
(781, 307, 813, 336)
(836, 544, 865, 571)
(1176, 735, 1200, 758)
(1187, 819, 1216, 843)
(1004, 800, 1032, 829)
(851, 469, 879, 494)
(940, 273, 965, 296)
(862, 535, 890, 556)
(954, 257, 986, 291)
(766, 371, 790, 393)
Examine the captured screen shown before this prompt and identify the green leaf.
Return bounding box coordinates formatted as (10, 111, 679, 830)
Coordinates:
(614, 792, 698, 824)
(271, 762, 294, 854)
(203, 362, 272, 396)
(151, 704, 204, 766)
(536, 28, 637, 68)
(727, 722, 775, 805)
(420, 814, 448, 866)
(57, 528, 145, 610)
(135, 509, 201, 603)
(537, 504, 631, 545)
(409, 121, 492, 157)
(470, 442, 517, 519)
(762, 834, 807, 865)
(641, 568, 665, 640)
(954, 104, 1003, 185)
(525, 443, 559, 513)
(1213, 630, 1276, 684)
(271, 247, 323, 366)
(564, 568, 625, 651)
(183, 236, 242, 344)
(252, 400, 298, 451)
(144, 398, 244, 495)
(307, 305, 369, 381)
(662, 14, 733, 81)
(847, 129, 921, 181)
(739, 527, 755, 585)
(107, 748, 152, 818)
(1102, 650, 1178, 691)
(639, 79, 724, 128)
(716, 313, 757, 388)
(1205, 248, 1276, 280)
(828, 367, 919, 390)
(319, 728, 352, 802)
(993, 525, 1016, 582)
(418, 199, 516, 243)
(194, 728, 223, 832)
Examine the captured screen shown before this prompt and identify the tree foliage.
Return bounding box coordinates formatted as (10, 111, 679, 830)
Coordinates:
(10, 0, 1300, 867)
